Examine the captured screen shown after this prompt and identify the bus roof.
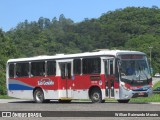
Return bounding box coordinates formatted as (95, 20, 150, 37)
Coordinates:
(7, 50, 145, 63)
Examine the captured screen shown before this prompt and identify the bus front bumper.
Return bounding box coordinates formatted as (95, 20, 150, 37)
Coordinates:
(119, 86, 153, 99)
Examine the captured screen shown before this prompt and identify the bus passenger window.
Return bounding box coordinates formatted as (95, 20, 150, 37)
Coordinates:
(60, 63, 71, 79)
(9, 63, 14, 78)
(82, 57, 101, 74)
(60, 63, 65, 79)
(73, 59, 81, 74)
(104, 61, 108, 77)
(67, 63, 71, 79)
(16, 62, 29, 77)
(47, 61, 56, 76)
(31, 61, 45, 76)
(110, 60, 114, 75)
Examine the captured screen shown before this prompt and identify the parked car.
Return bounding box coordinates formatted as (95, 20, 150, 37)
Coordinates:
(153, 87, 160, 94)
(154, 73, 160, 77)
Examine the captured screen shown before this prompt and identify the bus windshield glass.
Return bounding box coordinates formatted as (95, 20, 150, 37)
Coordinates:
(119, 55, 151, 81)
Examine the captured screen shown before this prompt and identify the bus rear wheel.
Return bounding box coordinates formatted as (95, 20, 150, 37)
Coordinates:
(117, 99, 130, 103)
(33, 88, 45, 103)
(90, 88, 102, 103)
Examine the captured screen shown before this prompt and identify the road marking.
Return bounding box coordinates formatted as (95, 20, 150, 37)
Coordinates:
(149, 102, 160, 104)
(0, 99, 30, 103)
(0, 99, 160, 104)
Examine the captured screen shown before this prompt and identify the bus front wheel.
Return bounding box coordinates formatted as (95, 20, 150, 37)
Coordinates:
(90, 88, 102, 103)
(33, 88, 45, 103)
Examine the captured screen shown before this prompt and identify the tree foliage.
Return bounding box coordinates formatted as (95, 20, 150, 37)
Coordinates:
(1, 7, 160, 94)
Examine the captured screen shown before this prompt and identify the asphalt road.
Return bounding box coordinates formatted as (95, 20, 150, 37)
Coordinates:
(0, 77, 159, 120)
(0, 100, 160, 120)
(0, 100, 160, 111)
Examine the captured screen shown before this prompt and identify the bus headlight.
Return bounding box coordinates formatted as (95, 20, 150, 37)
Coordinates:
(121, 84, 130, 91)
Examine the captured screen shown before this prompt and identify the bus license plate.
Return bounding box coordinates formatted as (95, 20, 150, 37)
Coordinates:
(138, 92, 144, 96)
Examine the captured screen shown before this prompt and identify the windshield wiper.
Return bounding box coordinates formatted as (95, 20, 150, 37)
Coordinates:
(142, 69, 150, 84)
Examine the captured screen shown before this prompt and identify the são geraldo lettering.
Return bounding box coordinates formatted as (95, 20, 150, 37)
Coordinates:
(38, 78, 54, 86)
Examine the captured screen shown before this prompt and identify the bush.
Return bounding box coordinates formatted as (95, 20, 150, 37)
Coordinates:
(0, 72, 6, 95)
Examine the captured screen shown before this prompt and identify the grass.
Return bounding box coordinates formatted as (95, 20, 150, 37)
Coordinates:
(130, 94, 160, 102)
(153, 80, 160, 89)
(0, 95, 14, 99)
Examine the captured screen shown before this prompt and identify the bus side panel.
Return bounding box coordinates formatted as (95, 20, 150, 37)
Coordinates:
(8, 74, 107, 100)
(57, 74, 105, 99)
(8, 90, 33, 99)
(8, 78, 34, 99)
(7, 76, 59, 99)
(41, 76, 59, 99)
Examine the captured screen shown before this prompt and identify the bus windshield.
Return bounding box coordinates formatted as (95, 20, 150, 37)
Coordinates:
(120, 56, 151, 81)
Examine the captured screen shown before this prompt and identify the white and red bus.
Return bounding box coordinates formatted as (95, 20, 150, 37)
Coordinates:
(6, 50, 153, 103)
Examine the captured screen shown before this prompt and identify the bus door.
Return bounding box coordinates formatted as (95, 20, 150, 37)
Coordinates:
(104, 58, 115, 98)
(59, 61, 72, 98)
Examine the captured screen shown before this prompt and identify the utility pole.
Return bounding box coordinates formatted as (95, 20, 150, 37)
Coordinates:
(149, 46, 153, 74)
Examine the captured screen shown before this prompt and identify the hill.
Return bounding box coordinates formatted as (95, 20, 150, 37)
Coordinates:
(0, 6, 160, 94)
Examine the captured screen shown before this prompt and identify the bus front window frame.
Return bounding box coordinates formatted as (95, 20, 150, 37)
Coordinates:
(118, 55, 151, 83)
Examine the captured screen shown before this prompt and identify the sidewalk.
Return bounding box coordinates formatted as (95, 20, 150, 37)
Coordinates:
(0, 99, 31, 103)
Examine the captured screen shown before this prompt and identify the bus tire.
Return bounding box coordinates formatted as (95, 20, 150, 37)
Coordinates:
(33, 88, 45, 103)
(117, 99, 130, 103)
(90, 88, 102, 103)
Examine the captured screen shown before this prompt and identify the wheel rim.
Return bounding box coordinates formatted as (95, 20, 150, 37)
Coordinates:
(35, 90, 43, 102)
(92, 92, 100, 101)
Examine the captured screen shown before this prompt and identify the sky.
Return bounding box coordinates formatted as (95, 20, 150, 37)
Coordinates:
(0, 0, 160, 31)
